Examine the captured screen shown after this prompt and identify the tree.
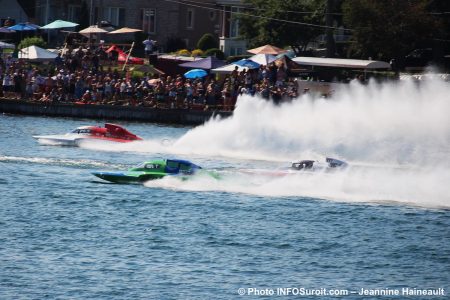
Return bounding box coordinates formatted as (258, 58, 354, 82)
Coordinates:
(19, 37, 47, 49)
(239, 0, 325, 50)
(204, 48, 226, 60)
(197, 33, 218, 51)
(342, 0, 438, 60)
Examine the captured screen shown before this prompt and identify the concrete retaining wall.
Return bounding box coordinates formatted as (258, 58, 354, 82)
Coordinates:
(0, 99, 231, 125)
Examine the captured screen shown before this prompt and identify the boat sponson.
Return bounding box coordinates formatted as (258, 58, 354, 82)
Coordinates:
(92, 171, 167, 183)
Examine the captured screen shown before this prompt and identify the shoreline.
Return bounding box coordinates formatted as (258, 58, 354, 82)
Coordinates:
(0, 98, 232, 125)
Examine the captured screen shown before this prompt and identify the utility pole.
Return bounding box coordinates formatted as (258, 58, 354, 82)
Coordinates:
(325, 0, 336, 58)
(90, 0, 94, 26)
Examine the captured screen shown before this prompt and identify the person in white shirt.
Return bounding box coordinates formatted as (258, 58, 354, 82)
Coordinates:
(143, 37, 155, 58)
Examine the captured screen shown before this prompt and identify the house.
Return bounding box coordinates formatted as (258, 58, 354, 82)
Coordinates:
(33, 0, 247, 55)
(216, 0, 247, 56)
(0, 0, 36, 26)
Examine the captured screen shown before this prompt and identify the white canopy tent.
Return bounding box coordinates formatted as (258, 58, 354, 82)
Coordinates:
(19, 45, 58, 61)
(292, 57, 391, 69)
(0, 41, 15, 49)
(211, 63, 249, 74)
(249, 53, 276, 65)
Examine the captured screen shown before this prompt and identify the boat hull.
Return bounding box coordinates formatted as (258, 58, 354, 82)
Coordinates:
(33, 135, 80, 146)
(33, 134, 139, 146)
(92, 171, 167, 184)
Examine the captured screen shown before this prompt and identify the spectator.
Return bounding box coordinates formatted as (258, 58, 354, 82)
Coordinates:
(143, 36, 155, 58)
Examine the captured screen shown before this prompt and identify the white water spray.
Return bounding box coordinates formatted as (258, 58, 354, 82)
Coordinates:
(168, 80, 450, 207)
(174, 79, 450, 165)
(84, 79, 450, 207)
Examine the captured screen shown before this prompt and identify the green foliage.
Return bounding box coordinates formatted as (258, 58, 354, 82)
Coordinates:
(196, 33, 218, 51)
(239, 0, 325, 50)
(204, 48, 226, 60)
(191, 49, 204, 57)
(19, 36, 47, 49)
(177, 49, 191, 56)
(342, 0, 438, 60)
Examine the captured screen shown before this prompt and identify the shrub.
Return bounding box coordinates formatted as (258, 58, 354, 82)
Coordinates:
(204, 48, 225, 60)
(197, 33, 218, 51)
(191, 49, 204, 57)
(19, 36, 47, 49)
(177, 49, 191, 56)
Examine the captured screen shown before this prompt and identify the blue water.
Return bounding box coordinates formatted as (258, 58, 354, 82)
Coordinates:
(1, 114, 449, 299)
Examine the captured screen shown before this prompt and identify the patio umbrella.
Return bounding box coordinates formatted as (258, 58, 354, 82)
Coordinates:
(108, 27, 142, 34)
(79, 25, 108, 44)
(79, 25, 108, 34)
(247, 44, 287, 55)
(184, 69, 208, 79)
(41, 20, 79, 29)
(233, 59, 260, 69)
(0, 27, 15, 33)
(8, 23, 40, 31)
(0, 41, 15, 49)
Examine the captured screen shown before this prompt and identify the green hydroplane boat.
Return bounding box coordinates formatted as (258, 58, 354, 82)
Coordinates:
(92, 159, 203, 184)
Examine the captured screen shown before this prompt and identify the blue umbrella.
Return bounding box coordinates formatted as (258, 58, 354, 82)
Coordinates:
(233, 59, 260, 69)
(184, 68, 208, 79)
(8, 23, 40, 31)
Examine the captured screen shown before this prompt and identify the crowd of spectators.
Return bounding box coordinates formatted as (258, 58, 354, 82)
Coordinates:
(0, 46, 300, 111)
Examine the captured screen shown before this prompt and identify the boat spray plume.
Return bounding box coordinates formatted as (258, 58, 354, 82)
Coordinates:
(161, 79, 450, 208)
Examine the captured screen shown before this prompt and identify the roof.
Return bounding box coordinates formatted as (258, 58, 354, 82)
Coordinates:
(292, 57, 391, 69)
(158, 54, 198, 62)
(179, 56, 226, 70)
(18, 45, 58, 61)
(211, 63, 249, 74)
(17, 0, 35, 18)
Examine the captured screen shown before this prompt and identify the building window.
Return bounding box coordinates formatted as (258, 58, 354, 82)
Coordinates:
(105, 7, 125, 27)
(68, 5, 81, 23)
(187, 8, 194, 29)
(141, 9, 156, 33)
(209, 11, 216, 21)
(230, 7, 240, 38)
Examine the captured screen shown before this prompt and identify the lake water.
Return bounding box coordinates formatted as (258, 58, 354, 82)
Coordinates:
(1, 79, 449, 299)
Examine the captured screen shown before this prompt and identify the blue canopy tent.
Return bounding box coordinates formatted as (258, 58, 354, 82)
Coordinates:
(233, 59, 260, 69)
(179, 56, 226, 70)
